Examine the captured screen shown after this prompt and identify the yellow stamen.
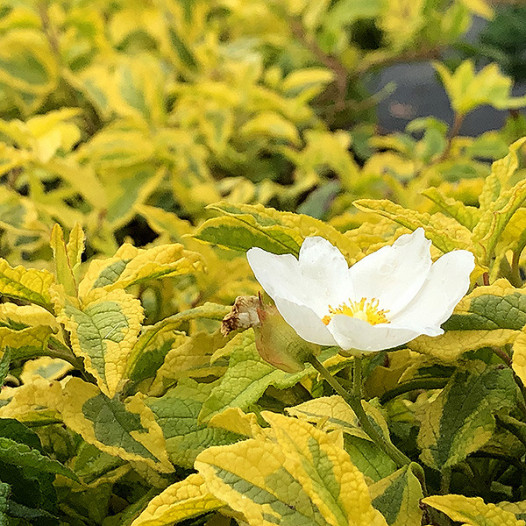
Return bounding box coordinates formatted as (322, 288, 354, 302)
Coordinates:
(322, 297, 390, 326)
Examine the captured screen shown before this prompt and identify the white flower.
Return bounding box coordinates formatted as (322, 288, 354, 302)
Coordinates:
(246, 229, 475, 352)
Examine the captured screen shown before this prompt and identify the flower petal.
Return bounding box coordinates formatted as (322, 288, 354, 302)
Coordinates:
(392, 249, 475, 329)
(298, 237, 354, 307)
(274, 296, 338, 346)
(246, 247, 304, 302)
(328, 315, 438, 352)
(248, 238, 353, 317)
(348, 228, 432, 316)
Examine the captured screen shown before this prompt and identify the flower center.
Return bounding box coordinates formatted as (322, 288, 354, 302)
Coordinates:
(322, 297, 390, 326)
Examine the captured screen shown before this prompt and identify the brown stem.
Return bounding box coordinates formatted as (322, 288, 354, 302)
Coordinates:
(492, 346, 512, 367)
(353, 46, 443, 77)
(289, 20, 349, 111)
(437, 112, 465, 162)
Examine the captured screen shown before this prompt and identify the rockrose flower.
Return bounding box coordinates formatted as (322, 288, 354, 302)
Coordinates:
(246, 228, 475, 352)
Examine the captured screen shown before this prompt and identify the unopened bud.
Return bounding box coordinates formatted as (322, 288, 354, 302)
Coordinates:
(221, 294, 319, 373)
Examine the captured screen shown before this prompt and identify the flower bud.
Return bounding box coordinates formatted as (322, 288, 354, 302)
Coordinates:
(222, 294, 320, 373)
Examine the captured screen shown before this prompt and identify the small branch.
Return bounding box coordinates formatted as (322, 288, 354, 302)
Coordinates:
(307, 355, 410, 467)
(437, 112, 465, 162)
(492, 346, 512, 367)
(353, 46, 443, 77)
(289, 20, 349, 111)
(352, 355, 362, 398)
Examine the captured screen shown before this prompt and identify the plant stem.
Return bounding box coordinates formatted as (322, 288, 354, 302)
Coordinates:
(511, 249, 523, 287)
(307, 355, 410, 468)
(353, 355, 362, 398)
(47, 345, 82, 369)
(492, 346, 512, 367)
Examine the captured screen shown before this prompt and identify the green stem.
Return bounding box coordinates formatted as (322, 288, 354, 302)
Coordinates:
(380, 378, 448, 404)
(353, 356, 362, 398)
(440, 467, 451, 494)
(46, 345, 81, 369)
(307, 355, 410, 468)
(511, 250, 523, 287)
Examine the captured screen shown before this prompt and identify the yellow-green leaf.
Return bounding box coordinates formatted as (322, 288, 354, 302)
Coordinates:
(434, 60, 526, 115)
(417, 362, 517, 470)
(0, 259, 55, 311)
(422, 494, 524, 525)
(409, 279, 526, 361)
(370, 464, 424, 526)
(198, 331, 320, 424)
(472, 138, 526, 265)
(512, 330, 526, 389)
(240, 111, 301, 146)
(422, 187, 480, 230)
(78, 243, 202, 297)
(146, 379, 241, 469)
(286, 395, 397, 482)
(0, 325, 54, 361)
(51, 224, 79, 297)
(353, 199, 472, 253)
(150, 331, 228, 396)
(196, 412, 388, 526)
(130, 474, 224, 526)
(126, 303, 231, 384)
(0, 30, 58, 95)
(58, 288, 143, 398)
(198, 202, 359, 261)
(59, 378, 173, 473)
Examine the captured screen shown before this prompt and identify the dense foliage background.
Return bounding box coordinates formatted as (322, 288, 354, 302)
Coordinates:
(1, 0, 526, 525)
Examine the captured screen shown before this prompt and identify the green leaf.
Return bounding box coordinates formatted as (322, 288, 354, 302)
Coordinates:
(0, 436, 78, 481)
(0, 348, 10, 386)
(417, 362, 517, 470)
(370, 464, 424, 526)
(196, 412, 388, 526)
(194, 215, 302, 255)
(126, 303, 231, 383)
(0, 482, 9, 524)
(422, 494, 524, 525)
(198, 331, 316, 423)
(146, 379, 240, 469)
